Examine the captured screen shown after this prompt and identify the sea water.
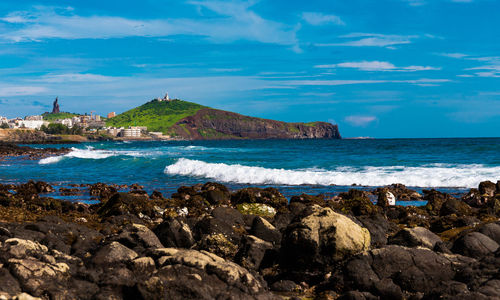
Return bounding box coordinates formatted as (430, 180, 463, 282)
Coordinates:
(1, 138, 499, 203)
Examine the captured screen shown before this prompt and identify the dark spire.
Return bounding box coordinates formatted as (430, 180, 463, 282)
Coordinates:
(52, 97, 60, 113)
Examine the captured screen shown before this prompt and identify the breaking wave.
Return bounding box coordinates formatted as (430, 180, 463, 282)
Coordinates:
(38, 147, 159, 164)
(164, 158, 500, 188)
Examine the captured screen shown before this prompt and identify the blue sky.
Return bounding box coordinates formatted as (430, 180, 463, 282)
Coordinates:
(0, 0, 499, 138)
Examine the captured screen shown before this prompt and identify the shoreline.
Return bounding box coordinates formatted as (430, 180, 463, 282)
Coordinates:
(0, 178, 499, 299)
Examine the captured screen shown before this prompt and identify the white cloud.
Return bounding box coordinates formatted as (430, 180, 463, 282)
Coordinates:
(280, 78, 450, 86)
(0, 4, 298, 48)
(0, 86, 47, 96)
(315, 61, 440, 72)
(344, 115, 377, 127)
(439, 53, 468, 59)
(301, 12, 345, 26)
(316, 33, 417, 48)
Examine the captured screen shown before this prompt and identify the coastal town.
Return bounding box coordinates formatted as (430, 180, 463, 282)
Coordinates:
(0, 94, 173, 141)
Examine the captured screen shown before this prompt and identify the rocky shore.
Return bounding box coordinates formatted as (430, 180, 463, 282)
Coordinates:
(0, 180, 499, 299)
(0, 143, 70, 160)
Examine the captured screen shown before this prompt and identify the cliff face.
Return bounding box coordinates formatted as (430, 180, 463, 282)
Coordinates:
(171, 108, 341, 140)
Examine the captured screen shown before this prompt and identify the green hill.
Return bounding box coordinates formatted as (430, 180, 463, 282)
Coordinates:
(105, 98, 341, 140)
(42, 112, 79, 121)
(105, 99, 206, 134)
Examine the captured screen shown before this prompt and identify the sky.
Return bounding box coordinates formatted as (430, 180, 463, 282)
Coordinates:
(0, 0, 498, 138)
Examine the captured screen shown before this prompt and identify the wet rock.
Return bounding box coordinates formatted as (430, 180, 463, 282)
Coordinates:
(424, 189, 454, 214)
(92, 241, 138, 265)
(479, 181, 497, 197)
(231, 187, 288, 210)
(250, 216, 281, 245)
(89, 183, 117, 201)
(235, 235, 273, 270)
(194, 215, 242, 244)
(338, 291, 378, 300)
(149, 190, 164, 200)
(281, 205, 370, 269)
(451, 232, 499, 258)
(148, 248, 276, 299)
(376, 189, 395, 208)
(154, 217, 195, 248)
(97, 192, 159, 220)
(389, 226, 442, 249)
(201, 182, 230, 206)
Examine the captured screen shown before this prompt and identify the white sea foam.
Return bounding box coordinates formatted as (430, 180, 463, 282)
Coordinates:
(39, 156, 64, 164)
(38, 147, 160, 164)
(164, 158, 500, 188)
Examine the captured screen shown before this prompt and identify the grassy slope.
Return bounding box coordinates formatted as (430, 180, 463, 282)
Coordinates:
(105, 99, 206, 134)
(42, 112, 78, 121)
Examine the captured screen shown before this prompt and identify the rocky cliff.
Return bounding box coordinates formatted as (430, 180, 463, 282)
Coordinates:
(171, 108, 341, 140)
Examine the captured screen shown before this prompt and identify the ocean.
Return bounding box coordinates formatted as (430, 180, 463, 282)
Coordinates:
(1, 138, 499, 203)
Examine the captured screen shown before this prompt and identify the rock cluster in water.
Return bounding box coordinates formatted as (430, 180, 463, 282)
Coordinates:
(0, 179, 499, 299)
(0, 142, 70, 160)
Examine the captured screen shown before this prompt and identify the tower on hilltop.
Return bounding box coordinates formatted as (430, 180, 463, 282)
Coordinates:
(52, 97, 60, 113)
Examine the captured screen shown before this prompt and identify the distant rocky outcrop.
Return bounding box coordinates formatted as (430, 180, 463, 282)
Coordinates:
(171, 108, 341, 140)
(106, 99, 341, 140)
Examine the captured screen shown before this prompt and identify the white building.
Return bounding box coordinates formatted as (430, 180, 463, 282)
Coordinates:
(121, 126, 142, 138)
(17, 120, 47, 130)
(56, 118, 73, 128)
(0, 116, 7, 124)
(156, 92, 171, 102)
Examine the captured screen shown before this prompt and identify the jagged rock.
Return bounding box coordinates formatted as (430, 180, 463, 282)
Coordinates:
(7, 258, 70, 296)
(147, 248, 277, 299)
(211, 207, 245, 227)
(201, 182, 230, 206)
(343, 245, 475, 296)
(250, 216, 281, 245)
(479, 181, 497, 197)
(92, 242, 138, 265)
(235, 235, 273, 270)
(2, 238, 48, 259)
(452, 232, 499, 258)
(115, 223, 163, 252)
(281, 205, 370, 268)
(131, 256, 156, 274)
(154, 217, 195, 248)
(97, 192, 159, 220)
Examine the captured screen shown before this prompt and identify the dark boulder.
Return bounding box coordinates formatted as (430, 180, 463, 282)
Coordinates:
(201, 182, 230, 206)
(235, 235, 273, 270)
(479, 223, 500, 244)
(154, 217, 195, 248)
(479, 181, 497, 197)
(97, 192, 160, 221)
(357, 214, 398, 248)
(389, 226, 442, 249)
(451, 232, 499, 258)
(289, 194, 326, 206)
(439, 198, 472, 216)
(250, 216, 281, 245)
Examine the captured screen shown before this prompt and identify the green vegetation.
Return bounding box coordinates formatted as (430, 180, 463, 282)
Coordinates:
(106, 99, 207, 134)
(40, 123, 83, 135)
(42, 112, 78, 121)
(0, 123, 9, 129)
